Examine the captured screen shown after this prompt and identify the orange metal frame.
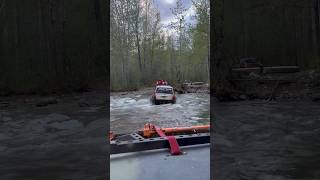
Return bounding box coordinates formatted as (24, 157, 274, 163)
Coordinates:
(142, 123, 210, 138)
(109, 123, 210, 140)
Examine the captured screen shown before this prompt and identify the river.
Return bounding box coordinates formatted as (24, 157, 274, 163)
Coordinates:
(110, 89, 210, 134)
(212, 99, 320, 179)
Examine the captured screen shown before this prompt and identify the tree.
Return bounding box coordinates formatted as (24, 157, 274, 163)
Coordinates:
(212, 0, 234, 99)
(192, 0, 210, 81)
(169, 0, 188, 83)
(110, 0, 210, 90)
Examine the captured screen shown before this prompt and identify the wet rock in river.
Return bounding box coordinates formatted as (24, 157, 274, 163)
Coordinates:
(239, 94, 248, 100)
(46, 113, 70, 123)
(2, 116, 12, 122)
(257, 175, 288, 180)
(0, 146, 7, 152)
(0, 133, 10, 141)
(47, 120, 83, 131)
(78, 102, 90, 107)
(78, 99, 90, 107)
(212, 134, 233, 148)
(0, 101, 9, 108)
(36, 97, 58, 107)
(311, 92, 320, 102)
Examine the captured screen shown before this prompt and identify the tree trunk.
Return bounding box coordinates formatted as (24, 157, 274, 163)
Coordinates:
(135, 13, 142, 72)
(212, 0, 234, 100)
(150, 33, 155, 71)
(142, 0, 148, 71)
(314, 0, 320, 65)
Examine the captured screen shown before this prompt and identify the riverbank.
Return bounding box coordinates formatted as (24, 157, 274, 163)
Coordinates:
(218, 70, 320, 102)
(110, 87, 153, 97)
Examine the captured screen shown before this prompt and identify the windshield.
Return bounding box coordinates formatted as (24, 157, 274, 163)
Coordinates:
(156, 87, 173, 94)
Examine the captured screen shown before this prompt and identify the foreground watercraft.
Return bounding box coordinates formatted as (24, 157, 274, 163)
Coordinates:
(110, 123, 210, 180)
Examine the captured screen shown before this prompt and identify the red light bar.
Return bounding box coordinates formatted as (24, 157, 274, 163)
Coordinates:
(156, 80, 168, 85)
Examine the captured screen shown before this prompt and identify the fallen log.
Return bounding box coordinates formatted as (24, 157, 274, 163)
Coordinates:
(230, 79, 296, 84)
(232, 66, 300, 74)
(263, 66, 300, 74)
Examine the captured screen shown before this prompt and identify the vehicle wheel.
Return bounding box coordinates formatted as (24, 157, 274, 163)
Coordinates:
(150, 96, 154, 104)
(155, 100, 159, 105)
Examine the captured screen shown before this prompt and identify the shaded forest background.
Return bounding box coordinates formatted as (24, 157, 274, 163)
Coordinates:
(222, 0, 320, 68)
(212, 0, 320, 93)
(0, 0, 320, 94)
(0, 0, 108, 95)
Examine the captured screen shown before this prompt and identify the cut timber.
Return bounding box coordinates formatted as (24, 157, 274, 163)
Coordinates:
(232, 67, 262, 74)
(230, 79, 295, 84)
(179, 82, 209, 93)
(263, 66, 300, 74)
(232, 66, 300, 74)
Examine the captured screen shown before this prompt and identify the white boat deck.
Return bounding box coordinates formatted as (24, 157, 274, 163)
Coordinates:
(110, 144, 210, 180)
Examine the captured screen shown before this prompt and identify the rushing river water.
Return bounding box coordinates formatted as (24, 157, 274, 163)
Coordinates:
(2, 90, 319, 179)
(0, 92, 107, 179)
(212, 100, 320, 180)
(0, 89, 209, 179)
(110, 91, 210, 134)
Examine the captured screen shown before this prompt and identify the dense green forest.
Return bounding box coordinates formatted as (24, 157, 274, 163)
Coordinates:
(0, 0, 108, 94)
(110, 0, 210, 91)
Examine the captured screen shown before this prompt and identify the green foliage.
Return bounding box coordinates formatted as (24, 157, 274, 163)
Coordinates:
(110, 0, 209, 91)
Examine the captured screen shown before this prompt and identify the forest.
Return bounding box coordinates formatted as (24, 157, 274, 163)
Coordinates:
(0, 0, 108, 95)
(222, 0, 320, 68)
(212, 0, 320, 94)
(110, 0, 210, 91)
(0, 0, 320, 93)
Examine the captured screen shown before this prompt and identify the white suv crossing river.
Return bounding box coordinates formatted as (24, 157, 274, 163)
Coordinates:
(151, 85, 176, 105)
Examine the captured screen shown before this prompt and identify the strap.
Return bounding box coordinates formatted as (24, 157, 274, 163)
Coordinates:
(155, 126, 181, 155)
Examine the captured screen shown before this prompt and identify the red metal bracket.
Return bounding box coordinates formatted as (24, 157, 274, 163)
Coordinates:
(154, 125, 182, 155)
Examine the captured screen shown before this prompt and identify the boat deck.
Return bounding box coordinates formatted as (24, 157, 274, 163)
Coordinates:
(110, 144, 210, 180)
